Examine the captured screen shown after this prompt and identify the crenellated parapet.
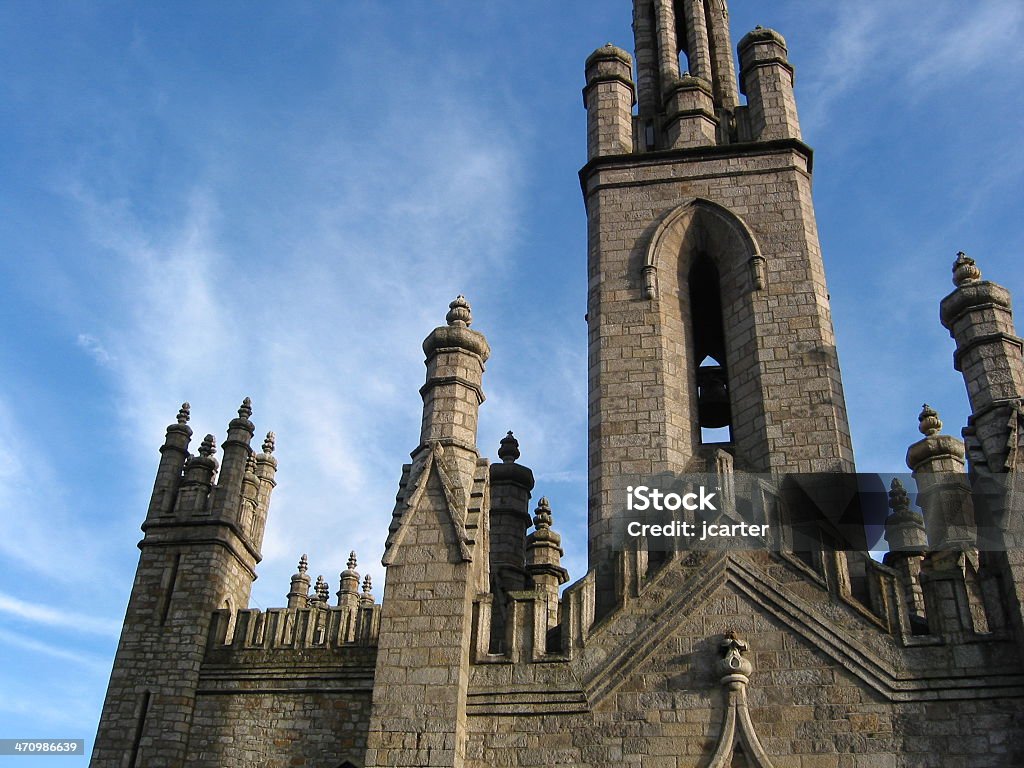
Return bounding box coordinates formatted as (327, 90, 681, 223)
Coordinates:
(207, 602, 380, 654)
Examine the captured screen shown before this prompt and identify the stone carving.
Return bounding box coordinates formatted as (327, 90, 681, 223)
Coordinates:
(706, 631, 774, 768)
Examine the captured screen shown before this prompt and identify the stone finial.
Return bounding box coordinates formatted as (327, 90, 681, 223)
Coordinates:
(446, 295, 473, 328)
(262, 431, 276, 454)
(238, 397, 253, 420)
(245, 452, 257, 474)
(888, 477, 910, 513)
(498, 431, 520, 463)
(362, 574, 372, 596)
(918, 404, 942, 437)
(533, 497, 553, 530)
(708, 630, 773, 766)
(199, 434, 217, 457)
(177, 402, 191, 424)
(717, 629, 753, 679)
(346, 551, 358, 572)
(298, 554, 309, 574)
(952, 251, 982, 287)
(313, 575, 329, 603)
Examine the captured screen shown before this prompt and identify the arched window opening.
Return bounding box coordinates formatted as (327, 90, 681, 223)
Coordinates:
(689, 253, 732, 444)
(674, 0, 691, 75)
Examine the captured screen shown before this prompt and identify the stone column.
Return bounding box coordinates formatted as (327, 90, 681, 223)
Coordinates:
(526, 498, 569, 632)
(882, 478, 927, 621)
(365, 299, 492, 768)
(583, 44, 635, 159)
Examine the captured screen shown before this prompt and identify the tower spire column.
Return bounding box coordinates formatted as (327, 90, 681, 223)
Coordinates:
(366, 298, 493, 768)
(418, 295, 490, 490)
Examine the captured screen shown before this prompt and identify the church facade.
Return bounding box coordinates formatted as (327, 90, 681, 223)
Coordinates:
(91, 1, 1024, 766)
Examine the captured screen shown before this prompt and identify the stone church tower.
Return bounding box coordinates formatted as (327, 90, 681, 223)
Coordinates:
(92, 1, 1024, 766)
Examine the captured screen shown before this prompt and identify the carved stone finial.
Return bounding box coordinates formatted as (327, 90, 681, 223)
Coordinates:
(362, 574, 372, 595)
(238, 397, 253, 420)
(262, 431, 276, 454)
(347, 551, 358, 571)
(199, 434, 217, 457)
(888, 477, 910, 513)
(446, 295, 473, 328)
(245, 452, 257, 474)
(313, 575, 330, 603)
(952, 251, 982, 287)
(298, 554, 308, 574)
(708, 630, 773, 767)
(533, 497, 553, 530)
(498, 431, 520, 463)
(918, 404, 942, 437)
(717, 629, 753, 680)
(177, 402, 191, 424)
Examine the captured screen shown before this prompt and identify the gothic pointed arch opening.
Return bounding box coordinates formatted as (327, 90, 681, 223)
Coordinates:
(690, 251, 733, 444)
(674, 0, 690, 76)
(644, 197, 767, 469)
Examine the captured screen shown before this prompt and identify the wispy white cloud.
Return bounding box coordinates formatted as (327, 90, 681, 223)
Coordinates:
(0, 627, 109, 672)
(905, 1, 1024, 87)
(798, 0, 1024, 133)
(76, 333, 115, 366)
(56, 66, 531, 611)
(0, 591, 121, 637)
(0, 397, 121, 586)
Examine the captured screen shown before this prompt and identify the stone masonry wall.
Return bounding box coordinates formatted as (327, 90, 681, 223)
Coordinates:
(186, 690, 371, 767)
(464, 578, 1024, 767)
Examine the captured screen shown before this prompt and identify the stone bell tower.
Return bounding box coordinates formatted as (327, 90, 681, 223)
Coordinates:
(582, 0, 855, 592)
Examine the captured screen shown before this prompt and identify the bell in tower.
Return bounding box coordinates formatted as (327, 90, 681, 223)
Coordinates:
(689, 252, 733, 438)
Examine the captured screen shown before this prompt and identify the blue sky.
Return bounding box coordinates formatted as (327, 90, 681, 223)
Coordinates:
(0, 0, 1022, 758)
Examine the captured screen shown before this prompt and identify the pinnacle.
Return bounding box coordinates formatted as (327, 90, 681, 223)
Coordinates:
(262, 431, 276, 454)
(533, 497, 553, 530)
(313, 575, 329, 603)
(176, 402, 191, 425)
(952, 251, 981, 287)
(199, 434, 217, 457)
(297, 554, 308, 574)
(238, 397, 253, 420)
(918, 404, 942, 437)
(446, 295, 472, 328)
(498, 431, 520, 463)
(888, 478, 910, 512)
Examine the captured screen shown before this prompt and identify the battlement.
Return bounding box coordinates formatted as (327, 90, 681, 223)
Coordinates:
(207, 603, 380, 655)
